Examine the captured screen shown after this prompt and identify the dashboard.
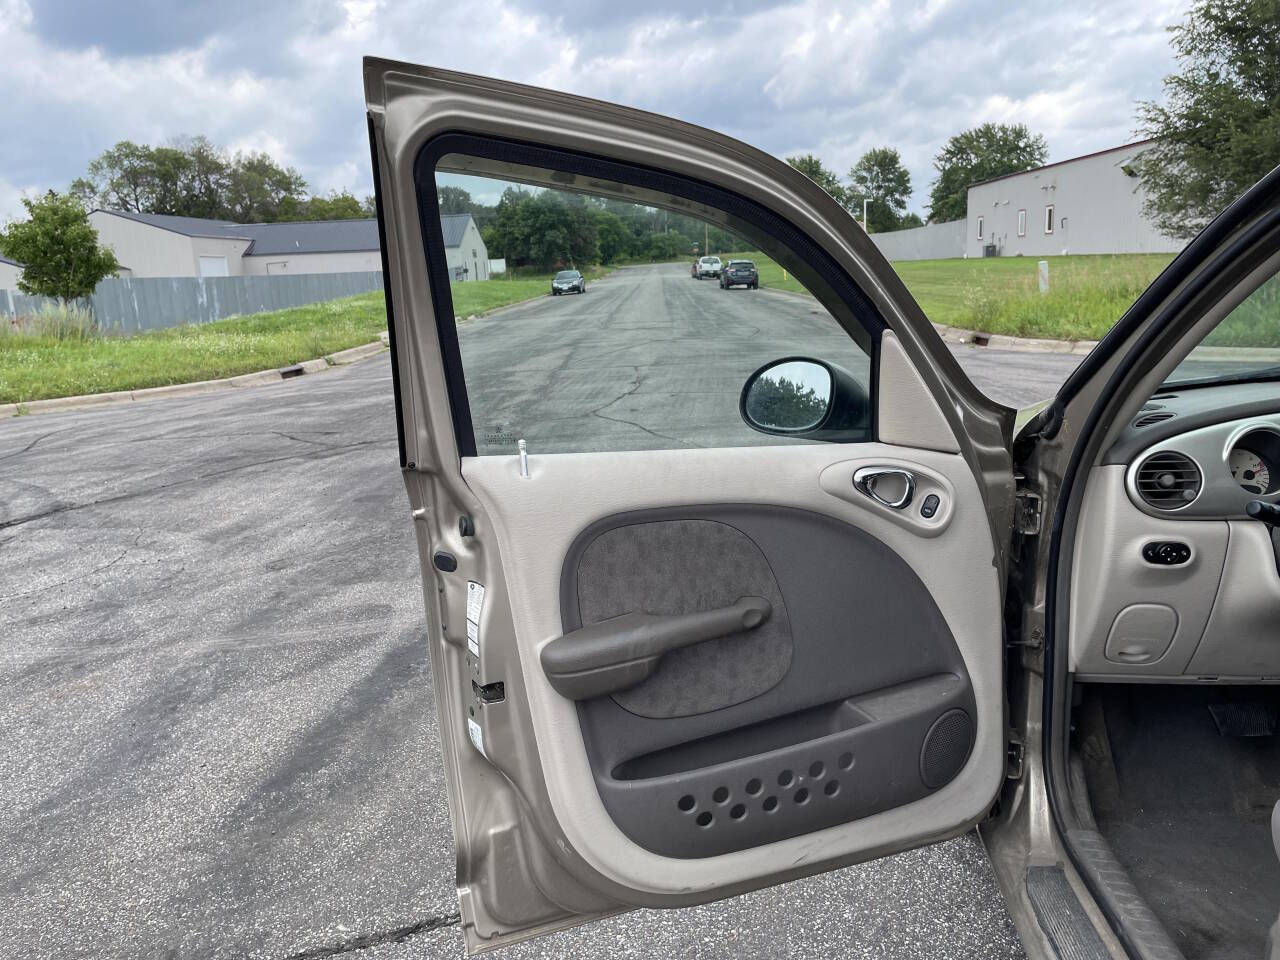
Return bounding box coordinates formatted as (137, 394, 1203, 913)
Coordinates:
(1072, 381, 1280, 683)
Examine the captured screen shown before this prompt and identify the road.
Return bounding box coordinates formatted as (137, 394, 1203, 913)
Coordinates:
(0, 266, 1083, 959)
(455, 263, 1071, 457)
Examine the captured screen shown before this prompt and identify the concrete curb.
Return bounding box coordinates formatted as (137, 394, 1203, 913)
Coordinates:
(1, 337, 390, 419)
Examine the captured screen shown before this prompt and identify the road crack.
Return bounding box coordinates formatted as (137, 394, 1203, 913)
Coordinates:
(277, 912, 461, 959)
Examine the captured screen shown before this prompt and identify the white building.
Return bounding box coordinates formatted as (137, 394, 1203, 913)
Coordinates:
(86, 210, 488, 280)
(0, 255, 22, 298)
(964, 140, 1182, 259)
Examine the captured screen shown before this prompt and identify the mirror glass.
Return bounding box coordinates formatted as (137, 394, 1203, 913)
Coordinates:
(742, 360, 832, 432)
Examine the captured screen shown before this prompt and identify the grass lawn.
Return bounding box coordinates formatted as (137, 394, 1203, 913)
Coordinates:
(726, 251, 1177, 342)
(0, 269, 597, 404)
(1, 293, 389, 404)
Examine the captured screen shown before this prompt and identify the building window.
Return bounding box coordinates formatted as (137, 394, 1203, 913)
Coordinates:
(976, 216, 984, 240)
(1017, 209, 1026, 237)
(1044, 204, 1055, 234)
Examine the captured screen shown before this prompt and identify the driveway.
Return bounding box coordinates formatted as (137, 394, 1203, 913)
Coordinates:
(0, 273, 1080, 958)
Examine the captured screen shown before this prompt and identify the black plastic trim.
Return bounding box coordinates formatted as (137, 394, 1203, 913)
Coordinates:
(411, 132, 890, 459)
(366, 113, 408, 469)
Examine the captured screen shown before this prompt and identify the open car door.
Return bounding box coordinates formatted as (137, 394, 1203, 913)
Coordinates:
(365, 58, 1019, 954)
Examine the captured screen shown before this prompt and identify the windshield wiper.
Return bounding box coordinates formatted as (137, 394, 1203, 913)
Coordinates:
(1162, 363, 1280, 391)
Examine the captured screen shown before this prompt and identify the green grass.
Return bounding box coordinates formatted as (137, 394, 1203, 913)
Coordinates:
(0, 292, 391, 404)
(449, 278, 550, 317)
(0, 268, 602, 403)
(725, 251, 1178, 342)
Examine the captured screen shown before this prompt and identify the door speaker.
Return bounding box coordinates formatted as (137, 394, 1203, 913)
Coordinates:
(919, 709, 974, 789)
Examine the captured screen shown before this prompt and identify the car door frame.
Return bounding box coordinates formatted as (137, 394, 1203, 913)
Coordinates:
(365, 56, 1021, 953)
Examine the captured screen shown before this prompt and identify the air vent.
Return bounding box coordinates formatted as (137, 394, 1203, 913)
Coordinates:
(1135, 452, 1201, 510)
(1134, 411, 1176, 427)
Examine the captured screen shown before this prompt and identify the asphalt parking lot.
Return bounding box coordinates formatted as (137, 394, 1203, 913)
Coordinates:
(0, 270, 1082, 959)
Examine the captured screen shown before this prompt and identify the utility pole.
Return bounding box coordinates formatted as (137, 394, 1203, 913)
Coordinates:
(705, 221, 709, 255)
(863, 198, 869, 233)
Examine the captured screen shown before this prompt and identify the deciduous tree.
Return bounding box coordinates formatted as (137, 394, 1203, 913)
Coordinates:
(927, 124, 1048, 222)
(1136, 0, 1280, 238)
(0, 192, 119, 304)
(846, 147, 913, 232)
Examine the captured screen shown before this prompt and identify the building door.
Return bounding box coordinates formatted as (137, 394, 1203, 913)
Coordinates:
(198, 256, 229, 278)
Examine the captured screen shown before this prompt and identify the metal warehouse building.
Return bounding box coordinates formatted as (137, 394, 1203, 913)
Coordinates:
(964, 140, 1182, 259)
(85, 210, 489, 281)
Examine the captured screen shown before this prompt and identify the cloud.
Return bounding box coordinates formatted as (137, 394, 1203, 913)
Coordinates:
(2, 0, 1189, 221)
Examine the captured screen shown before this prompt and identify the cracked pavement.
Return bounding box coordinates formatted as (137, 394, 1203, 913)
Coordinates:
(0, 265, 1084, 958)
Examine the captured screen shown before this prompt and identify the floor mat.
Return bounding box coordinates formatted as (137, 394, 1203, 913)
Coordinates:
(1078, 685, 1280, 960)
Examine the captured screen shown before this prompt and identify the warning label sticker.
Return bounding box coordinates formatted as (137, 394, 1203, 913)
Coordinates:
(466, 581, 484, 658)
(467, 717, 486, 757)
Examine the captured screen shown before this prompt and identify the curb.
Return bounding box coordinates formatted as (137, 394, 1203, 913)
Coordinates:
(1, 336, 390, 419)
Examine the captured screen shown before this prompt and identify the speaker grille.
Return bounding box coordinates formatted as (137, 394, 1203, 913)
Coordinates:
(920, 709, 974, 789)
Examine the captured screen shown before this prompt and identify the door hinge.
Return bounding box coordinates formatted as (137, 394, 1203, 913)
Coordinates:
(1006, 735, 1025, 780)
(1015, 488, 1042, 536)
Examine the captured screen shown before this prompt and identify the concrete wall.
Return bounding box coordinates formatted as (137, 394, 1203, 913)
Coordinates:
(0, 271, 384, 333)
(965, 144, 1183, 258)
(870, 219, 966, 262)
(444, 218, 490, 281)
(89, 211, 251, 278)
(242, 250, 383, 276)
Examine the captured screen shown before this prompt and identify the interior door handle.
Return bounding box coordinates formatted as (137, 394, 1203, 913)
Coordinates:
(853, 466, 916, 509)
(541, 596, 772, 700)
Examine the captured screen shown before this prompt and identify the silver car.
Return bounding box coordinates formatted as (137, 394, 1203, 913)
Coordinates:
(366, 57, 1280, 959)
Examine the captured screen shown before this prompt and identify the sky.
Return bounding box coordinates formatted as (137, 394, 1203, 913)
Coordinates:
(0, 0, 1190, 223)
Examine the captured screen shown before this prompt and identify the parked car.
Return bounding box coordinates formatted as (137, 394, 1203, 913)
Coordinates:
(720, 259, 759, 289)
(551, 269, 586, 295)
(694, 255, 721, 279)
(367, 57, 1280, 960)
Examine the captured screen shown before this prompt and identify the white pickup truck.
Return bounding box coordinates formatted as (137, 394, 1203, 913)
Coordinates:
(694, 255, 721, 279)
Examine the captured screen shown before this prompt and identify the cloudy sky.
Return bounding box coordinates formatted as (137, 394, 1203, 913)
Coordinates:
(0, 0, 1188, 222)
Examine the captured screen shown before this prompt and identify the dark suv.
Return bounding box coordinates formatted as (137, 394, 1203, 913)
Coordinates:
(720, 259, 759, 289)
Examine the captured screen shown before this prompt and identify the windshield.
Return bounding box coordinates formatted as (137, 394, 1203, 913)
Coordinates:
(1163, 272, 1280, 387)
(730, 261, 754, 269)
(554, 271, 579, 280)
(701, 257, 719, 264)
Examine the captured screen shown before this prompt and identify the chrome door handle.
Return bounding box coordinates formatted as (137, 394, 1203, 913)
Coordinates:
(853, 467, 916, 509)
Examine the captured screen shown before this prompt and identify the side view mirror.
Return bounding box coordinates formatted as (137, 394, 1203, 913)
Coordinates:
(739, 357, 870, 442)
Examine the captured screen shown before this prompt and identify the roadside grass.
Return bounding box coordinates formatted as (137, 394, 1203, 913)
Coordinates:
(0, 293, 389, 404)
(724, 251, 1177, 342)
(0, 266, 618, 404)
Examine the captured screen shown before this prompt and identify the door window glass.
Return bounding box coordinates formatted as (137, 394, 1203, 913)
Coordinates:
(1165, 270, 1280, 386)
(428, 157, 874, 456)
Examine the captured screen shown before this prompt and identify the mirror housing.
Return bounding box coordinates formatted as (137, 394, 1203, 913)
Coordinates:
(739, 357, 871, 442)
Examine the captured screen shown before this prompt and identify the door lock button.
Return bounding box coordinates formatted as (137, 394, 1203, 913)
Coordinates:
(1142, 541, 1191, 565)
(920, 494, 940, 519)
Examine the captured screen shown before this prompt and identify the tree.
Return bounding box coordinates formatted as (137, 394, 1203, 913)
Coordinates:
(0, 192, 119, 303)
(72, 138, 309, 223)
(438, 185, 473, 215)
(786, 154, 850, 206)
(846, 147, 913, 232)
(280, 190, 367, 221)
(1136, 0, 1280, 239)
(927, 123, 1048, 222)
(222, 152, 308, 223)
(900, 212, 924, 229)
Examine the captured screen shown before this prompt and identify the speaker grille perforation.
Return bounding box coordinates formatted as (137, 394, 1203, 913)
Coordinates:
(920, 709, 974, 789)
